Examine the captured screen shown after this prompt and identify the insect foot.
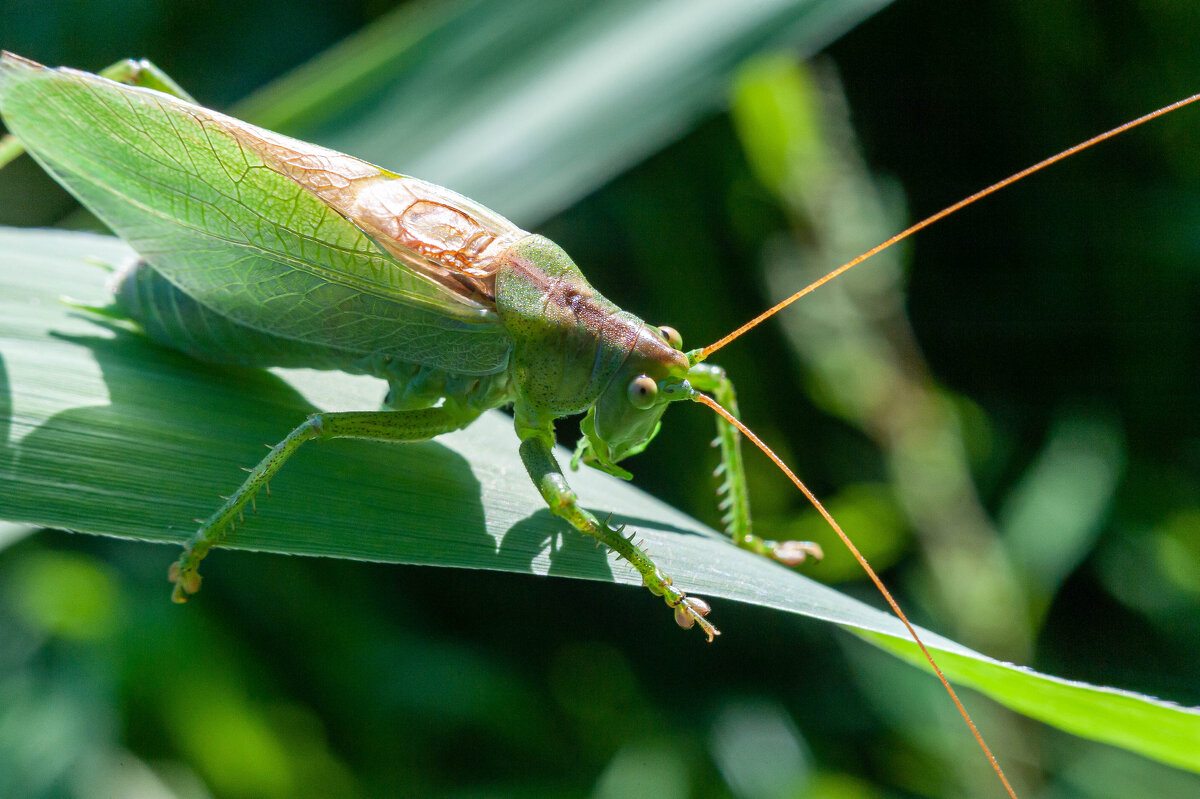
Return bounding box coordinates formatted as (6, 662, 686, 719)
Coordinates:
(168, 549, 203, 602)
(643, 568, 720, 642)
(731, 531, 824, 568)
(672, 596, 718, 641)
(766, 539, 824, 567)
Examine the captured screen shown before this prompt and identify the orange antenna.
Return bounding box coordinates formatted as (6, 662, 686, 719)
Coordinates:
(697, 91, 1200, 361)
(693, 392, 1018, 799)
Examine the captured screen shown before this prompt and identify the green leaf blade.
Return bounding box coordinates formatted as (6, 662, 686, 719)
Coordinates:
(1, 226, 1197, 775)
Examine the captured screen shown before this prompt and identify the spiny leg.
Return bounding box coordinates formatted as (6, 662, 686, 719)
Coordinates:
(0, 53, 195, 170)
(686, 363, 823, 566)
(516, 421, 718, 641)
(170, 406, 480, 602)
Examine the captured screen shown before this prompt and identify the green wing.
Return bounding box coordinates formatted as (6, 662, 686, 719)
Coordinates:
(0, 55, 513, 375)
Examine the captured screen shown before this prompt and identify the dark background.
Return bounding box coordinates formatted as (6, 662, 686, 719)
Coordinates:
(2, 1, 1198, 796)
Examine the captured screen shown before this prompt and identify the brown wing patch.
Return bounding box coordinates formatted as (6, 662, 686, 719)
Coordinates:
(398, 200, 500, 277)
(218, 119, 527, 308)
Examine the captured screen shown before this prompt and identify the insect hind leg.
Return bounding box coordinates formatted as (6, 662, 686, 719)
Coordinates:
(169, 406, 481, 602)
(686, 363, 823, 566)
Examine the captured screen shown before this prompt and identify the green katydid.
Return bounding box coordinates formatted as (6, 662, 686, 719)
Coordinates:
(0, 51, 825, 643)
(3, 51, 1197, 798)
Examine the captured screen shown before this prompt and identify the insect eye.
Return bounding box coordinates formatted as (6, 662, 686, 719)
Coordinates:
(627, 375, 658, 409)
(658, 325, 683, 350)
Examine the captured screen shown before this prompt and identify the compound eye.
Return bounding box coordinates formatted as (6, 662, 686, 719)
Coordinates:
(627, 375, 658, 409)
(658, 325, 683, 350)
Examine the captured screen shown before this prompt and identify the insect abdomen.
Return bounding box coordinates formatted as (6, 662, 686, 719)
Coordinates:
(113, 259, 515, 413)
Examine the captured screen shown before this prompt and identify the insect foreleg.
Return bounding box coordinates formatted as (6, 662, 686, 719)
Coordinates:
(0, 51, 195, 171)
(516, 428, 719, 641)
(169, 406, 481, 602)
(687, 363, 823, 566)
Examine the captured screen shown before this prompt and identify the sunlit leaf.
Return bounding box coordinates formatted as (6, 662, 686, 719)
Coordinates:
(1, 227, 1196, 773)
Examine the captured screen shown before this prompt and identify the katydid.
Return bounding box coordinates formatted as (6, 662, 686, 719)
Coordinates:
(0, 51, 818, 642)
(3, 51, 1196, 799)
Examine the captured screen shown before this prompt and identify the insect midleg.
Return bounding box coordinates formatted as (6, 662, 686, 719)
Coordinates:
(687, 363, 823, 567)
(516, 426, 718, 641)
(169, 406, 482, 602)
(0, 52, 194, 171)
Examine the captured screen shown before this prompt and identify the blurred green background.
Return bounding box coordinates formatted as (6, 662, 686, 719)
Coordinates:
(2, 0, 1199, 797)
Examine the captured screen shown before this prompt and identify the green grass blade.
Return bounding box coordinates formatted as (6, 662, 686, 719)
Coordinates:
(1, 226, 1197, 773)
(864, 631, 1200, 774)
(233, 0, 895, 224)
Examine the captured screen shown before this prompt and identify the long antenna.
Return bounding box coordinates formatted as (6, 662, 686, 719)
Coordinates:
(697, 92, 1200, 360)
(693, 392, 1018, 799)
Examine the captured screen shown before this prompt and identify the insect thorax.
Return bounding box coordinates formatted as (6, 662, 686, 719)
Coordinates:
(495, 235, 644, 418)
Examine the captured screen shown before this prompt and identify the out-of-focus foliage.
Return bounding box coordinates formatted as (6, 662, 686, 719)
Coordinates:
(2, 1, 1200, 798)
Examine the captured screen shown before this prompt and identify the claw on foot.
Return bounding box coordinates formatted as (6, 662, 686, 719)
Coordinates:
(673, 595, 720, 642)
(770, 540, 824, 567)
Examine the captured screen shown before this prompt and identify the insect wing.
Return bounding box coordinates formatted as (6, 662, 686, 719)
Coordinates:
(0, 55, 512, 375)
